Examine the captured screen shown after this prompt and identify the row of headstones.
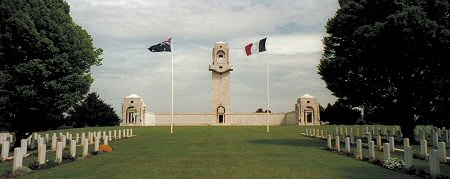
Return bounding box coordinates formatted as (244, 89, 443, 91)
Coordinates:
(415, 127, 450, 146)
(0, 133, 14, 143)
(323, 135, 448, 178)
(304, 126, 402, 140)
(1, 128, 134, 173)
(304, 127, 450, 148)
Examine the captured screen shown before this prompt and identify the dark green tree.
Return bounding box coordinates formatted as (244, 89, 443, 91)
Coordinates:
(320, 102, 361, 125)
(0, 0, 102, 146)
(68, 92, 120, 127)
(318, 0, 449, 141)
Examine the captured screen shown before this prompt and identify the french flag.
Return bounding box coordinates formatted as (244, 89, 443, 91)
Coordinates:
(245, 37, 267, 56)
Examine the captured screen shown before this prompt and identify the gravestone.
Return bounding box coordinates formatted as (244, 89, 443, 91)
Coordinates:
(335, 136, 340, 152)
(434, 132, 439, 147)
(82, 139, 89, 157)
(103, 136, 108, 145)
(70, 140, 76, 158)
(76, 133, 79, 143)
(12, 148, 23, 171)
(81, 133, 85, 142)
(130, 129, 133, 137)
(55, 142, 62, 163)
(45, 134, 49, 143)
(345, 137, 351, 153)
(94, 137, 99, 152)
(383, 143, 390, 161)
(389, 137, 395, 152)
(61, 135, 66, 149)
(38, 142, 46, 164)
(369, 141, 375, 161)
(118, 130, 122, 139)
(306, 128, 309, 136)
(356, 139, 362, 160)
(109, 131, 112, 141)
(114, 130, 117, 140)
(420, 140, 428, 159)
(405, 146, 413, 168)
(429, 150, 441, 177)
(20, 139, 27, 155)
(51, 134, 57, 151)
(377, 135, 382, 150)
(327, 135, 332, 149)
(403, 138, 410, 151)
(1, 140, 9, 161)
(438, 142, 447, 163)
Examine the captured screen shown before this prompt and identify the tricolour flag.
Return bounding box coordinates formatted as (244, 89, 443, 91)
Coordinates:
(148, 38, 172, 52)
(245, 37, 267, 56)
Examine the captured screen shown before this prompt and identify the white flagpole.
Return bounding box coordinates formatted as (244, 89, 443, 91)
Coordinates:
(266, 55, 270, 133)
(171, 37, 174, 134)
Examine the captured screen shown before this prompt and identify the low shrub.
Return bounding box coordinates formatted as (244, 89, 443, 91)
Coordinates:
(28, 161, 40, 170)
(62, 150, 75, 161)
(12, 167, 32, 177)
(99, 144, 113, 152)
(383, 158, 405, 171)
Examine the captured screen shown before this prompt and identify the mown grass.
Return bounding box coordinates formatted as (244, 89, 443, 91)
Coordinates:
(1, 126, 417, 178)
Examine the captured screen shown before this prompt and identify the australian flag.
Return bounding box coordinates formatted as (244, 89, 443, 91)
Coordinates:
(148, 38, 171, 52)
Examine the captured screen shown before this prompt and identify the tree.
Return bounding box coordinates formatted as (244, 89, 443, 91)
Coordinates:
(320, 102, 361, 125)
(0, 0, 102, 146)
(318, 0, 449, 141)
(68, 92, 120, 127)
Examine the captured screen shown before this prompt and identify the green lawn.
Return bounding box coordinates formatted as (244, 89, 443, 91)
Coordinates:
(1, 126, 418, 178)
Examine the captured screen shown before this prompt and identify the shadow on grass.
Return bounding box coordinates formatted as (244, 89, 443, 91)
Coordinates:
(247, 138, 324, 147)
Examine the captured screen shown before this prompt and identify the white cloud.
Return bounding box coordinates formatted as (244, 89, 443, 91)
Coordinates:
(67, 0, 339, 113)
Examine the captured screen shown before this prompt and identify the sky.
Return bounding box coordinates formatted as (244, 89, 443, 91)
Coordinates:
(66, 0, 340, 114)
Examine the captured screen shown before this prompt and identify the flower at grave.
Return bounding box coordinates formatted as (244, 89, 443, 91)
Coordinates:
(382, 158, 405, 171)
(99, 144, 112, 152)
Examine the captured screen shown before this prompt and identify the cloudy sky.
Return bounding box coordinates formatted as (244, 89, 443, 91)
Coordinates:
(66, 0, 339, 114)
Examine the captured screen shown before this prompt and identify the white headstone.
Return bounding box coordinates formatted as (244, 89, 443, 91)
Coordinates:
(118, 130, 122, 139)
(20, 139, 27, 155)
(383, 143, 390, 161)
(429, 150, 441, 177)
(103, 136, 108, 145)
(82, 139, 89, 157)
(38, 142, 46, 164)
(89, 132, 94, 143)
(55, 142, 62, 163)
(61, 135, 66, 149)
(420, 140, 428, 159)
(335, 136, 340, 152)
(114, 130, 117, 140)
(403, 138, 410, 151)
(377, 135, 382, 150)
(389, 137, 395, 152)
(81, 133, 85, 142)
(437, 142, 447, 163)
(434, 132, 439, 147)
(356, 139, 362, 160)
(12, 148, 23, 171)
(345, 137, 351, 153)
(369, 141, 375, 161)
(1, 140, 9, 161)
(405, 146, 413, 168)
(94, 137, 100, 152)
(51, 134, 57, 151)
(76, 133, 79, 143)
(45, 133, 49, 143)
(327, 135, 332, 149)
(130, 129, 133, 137)
(70, 140, 76, 158)
(108, 131, 112, 141)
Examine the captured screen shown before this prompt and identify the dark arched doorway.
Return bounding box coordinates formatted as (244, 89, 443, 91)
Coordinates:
(217, 106, 225, 123)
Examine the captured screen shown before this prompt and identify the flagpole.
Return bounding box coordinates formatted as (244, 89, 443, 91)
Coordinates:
(266, 55, 270, 133)
(171, 37, 174, 134)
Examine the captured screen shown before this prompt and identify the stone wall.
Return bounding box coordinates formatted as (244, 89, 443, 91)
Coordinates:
(149, 112, 298, 126)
